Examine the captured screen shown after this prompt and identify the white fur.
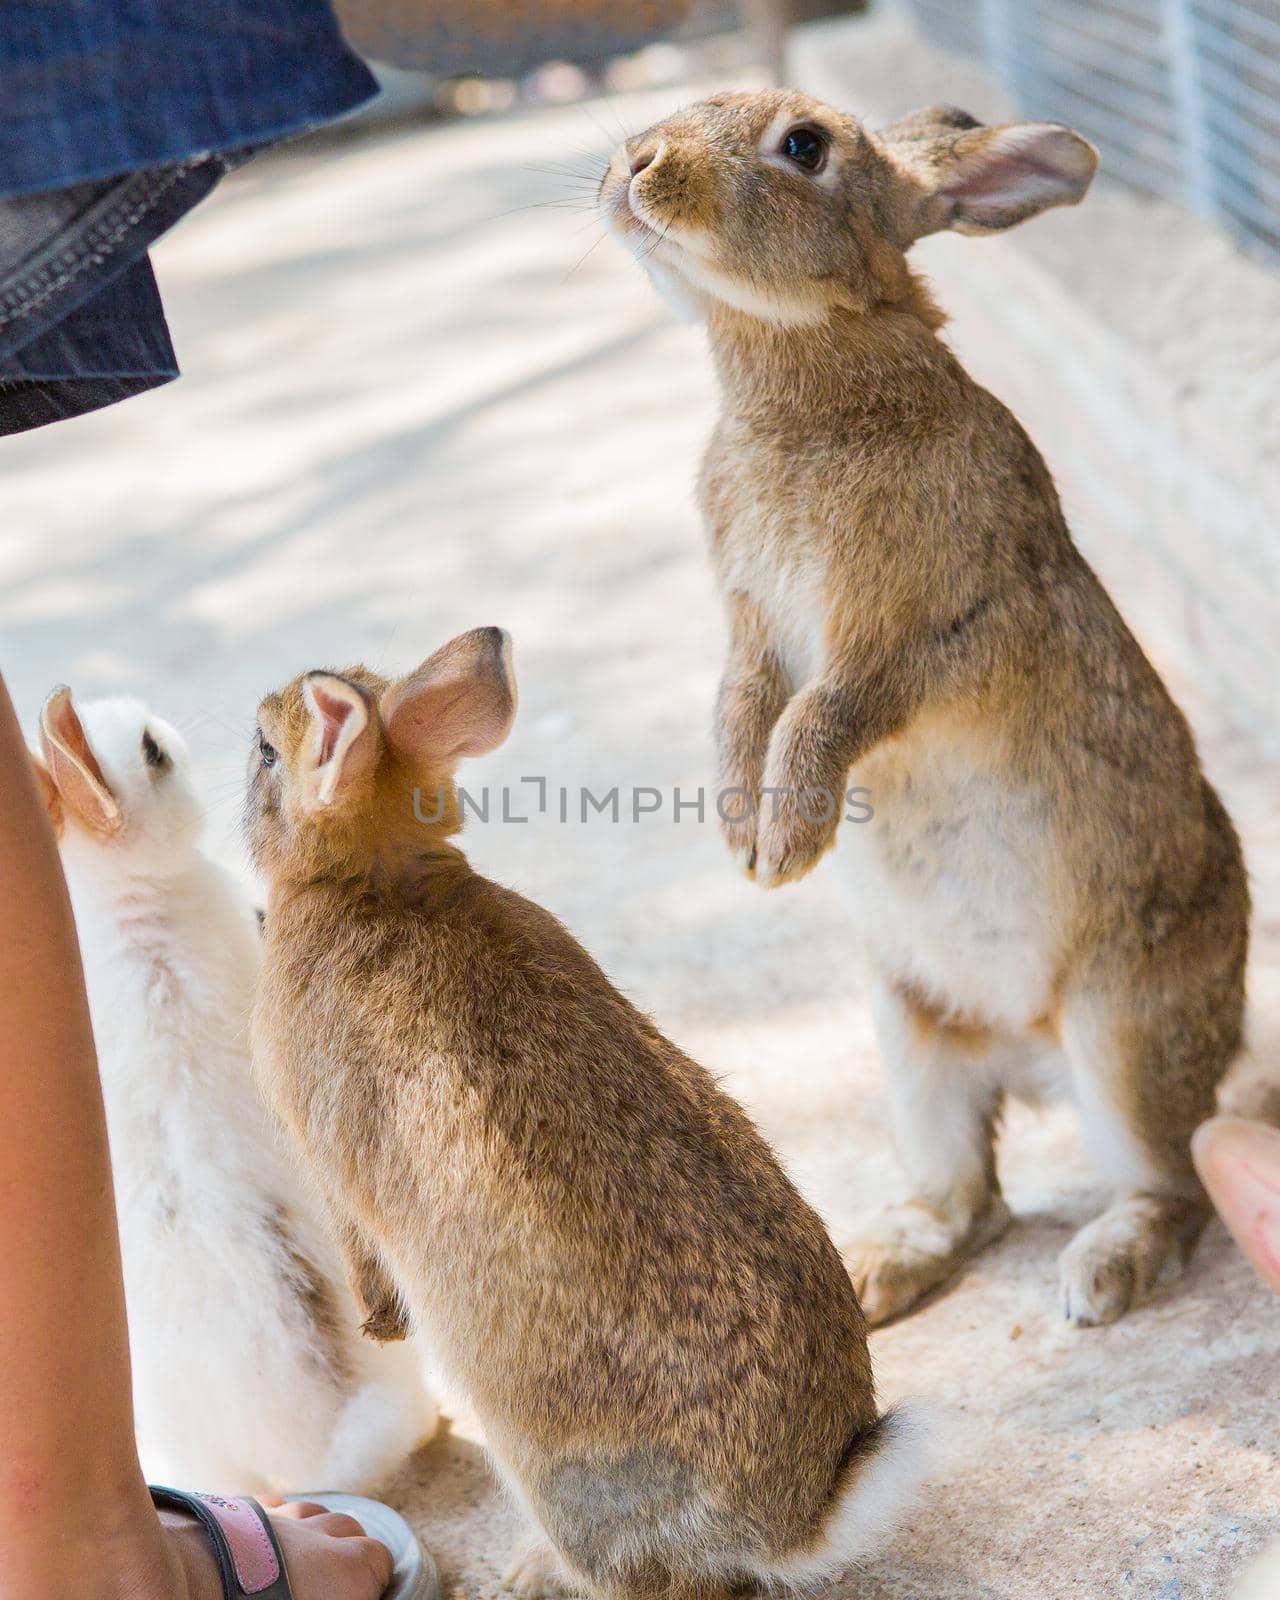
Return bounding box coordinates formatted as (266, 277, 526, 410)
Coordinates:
(870, 977, 1007, 1200)
(839, 712, 1060, 1032)
(642, 260, 708, 323)
(668, 249, 828, 329)
(720, 540, 829, 695)
(55, 698, 435, 1492)
(1060, 995, 1160, 1192)
(754, 1406, 933, 1586)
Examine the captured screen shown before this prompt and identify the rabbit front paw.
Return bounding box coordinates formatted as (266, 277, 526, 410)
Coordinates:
(360, 1298, 409, 1343)
(753, 790, 840, 889)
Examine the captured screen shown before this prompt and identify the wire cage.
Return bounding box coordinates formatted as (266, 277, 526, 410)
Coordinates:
(904, 0, 1280, 263)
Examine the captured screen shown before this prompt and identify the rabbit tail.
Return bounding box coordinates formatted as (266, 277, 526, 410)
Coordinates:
(760, 1405, 932, 1587)
(321, 1376, 439, 1491)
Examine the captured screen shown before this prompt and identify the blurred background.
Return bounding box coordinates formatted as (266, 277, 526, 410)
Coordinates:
(4, 1, 1278, 1595)
(311, 0, 1279, 743)
(335, 0, 1279, 265)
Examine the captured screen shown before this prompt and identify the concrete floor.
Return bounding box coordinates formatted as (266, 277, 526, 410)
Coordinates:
(3, 78, 1278, 1600)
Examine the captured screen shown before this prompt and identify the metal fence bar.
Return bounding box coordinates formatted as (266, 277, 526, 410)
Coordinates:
(979, 0, 1017, 89)
(1164, 0, 1216, 211)
(1201, 118, 1280, 193)
(1193, 0, 1280, 53)
(905, 0, 1280, 264)
(1193, 50, 1280, 122)
(1029, 0, 1168, 64)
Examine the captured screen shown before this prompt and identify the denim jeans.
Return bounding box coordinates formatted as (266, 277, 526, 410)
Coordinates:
(0, 0, 377, 434)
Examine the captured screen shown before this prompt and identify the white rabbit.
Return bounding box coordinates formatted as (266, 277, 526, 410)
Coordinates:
(32, 686, 436, 1493)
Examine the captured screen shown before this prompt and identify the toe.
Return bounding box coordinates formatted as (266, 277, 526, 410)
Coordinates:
(350, 1535, 395, 1590)
(263, 1502, 372, 1539)
(1060, 1240, 1136, 1327)
(307, 1512, 370, 1540)
(265, 1499, 326, 1519)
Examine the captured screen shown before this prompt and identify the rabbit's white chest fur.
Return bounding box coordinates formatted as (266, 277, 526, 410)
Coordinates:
(839, 712, 1061, 1032)
(716, 513, 1060, 1030)
(718, 530, 827, 692)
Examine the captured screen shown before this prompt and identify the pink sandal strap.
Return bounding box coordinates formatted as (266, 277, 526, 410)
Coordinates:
(150, 1487, 293, 1599)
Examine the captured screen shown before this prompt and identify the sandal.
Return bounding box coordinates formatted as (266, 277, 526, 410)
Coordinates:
(149, 1486, 441, 1600)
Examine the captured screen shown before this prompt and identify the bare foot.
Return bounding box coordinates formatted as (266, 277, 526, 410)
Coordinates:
(1193, 1115, 1280, 1294)
(79, 1494, 395, 1600)
(169, 1498, 393, 1600)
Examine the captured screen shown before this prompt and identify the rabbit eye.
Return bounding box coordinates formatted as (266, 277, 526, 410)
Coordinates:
(780, 125, 828, 174)
(141, 730, 168, 770)
(258, 735, 278, 770)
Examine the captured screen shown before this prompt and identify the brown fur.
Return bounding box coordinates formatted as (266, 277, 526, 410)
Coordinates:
(266, 1201, 353, 1387)
(246, 628, 916, 1598)
(601, 91, 1249, 1326)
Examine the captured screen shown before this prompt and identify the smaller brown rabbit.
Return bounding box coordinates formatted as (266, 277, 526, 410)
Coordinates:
(246, 627, 926, 1600)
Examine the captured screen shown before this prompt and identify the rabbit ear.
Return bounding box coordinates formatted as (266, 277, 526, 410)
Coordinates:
(28, 749, 64, 836)
(382, 627, 516, 768)
(39, 687, 122, 837)
(1193, 1115, 1280, 1294)
(882, 116, 1098, 241)
(302, 673, 375, 808)
(878, 103, 986, 144)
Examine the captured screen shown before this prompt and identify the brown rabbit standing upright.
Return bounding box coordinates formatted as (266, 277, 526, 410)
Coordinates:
(600, 92, 1249, 1328)
(246, 627, 926, 1600)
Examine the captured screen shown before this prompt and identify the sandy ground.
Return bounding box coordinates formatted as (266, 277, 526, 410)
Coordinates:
(3, 71, 1278, 1600)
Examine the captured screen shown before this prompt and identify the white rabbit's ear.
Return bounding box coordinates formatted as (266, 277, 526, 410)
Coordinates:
(27, 749, 64, 836)
(1193, 1115, 1280, 1294)
(882, 114, 1098, 241)
(302, 673, 374, 808)
(38, 687, 122, 837)
(382, 627, 516, 768)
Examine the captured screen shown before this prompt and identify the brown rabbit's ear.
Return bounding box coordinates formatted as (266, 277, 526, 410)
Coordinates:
(877, 104, 986, 144)
(38, 687, 121, 837)
(27, 749, 65, 836)
(881, 115, 1098, 241)
(381, 627, 516, 768)
(302, 673, 376, 808)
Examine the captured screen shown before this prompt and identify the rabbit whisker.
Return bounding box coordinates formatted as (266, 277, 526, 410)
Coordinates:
(563, 229, 607, 281)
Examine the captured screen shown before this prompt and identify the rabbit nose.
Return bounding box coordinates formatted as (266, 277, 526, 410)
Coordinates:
(628, 140, 660, 177)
